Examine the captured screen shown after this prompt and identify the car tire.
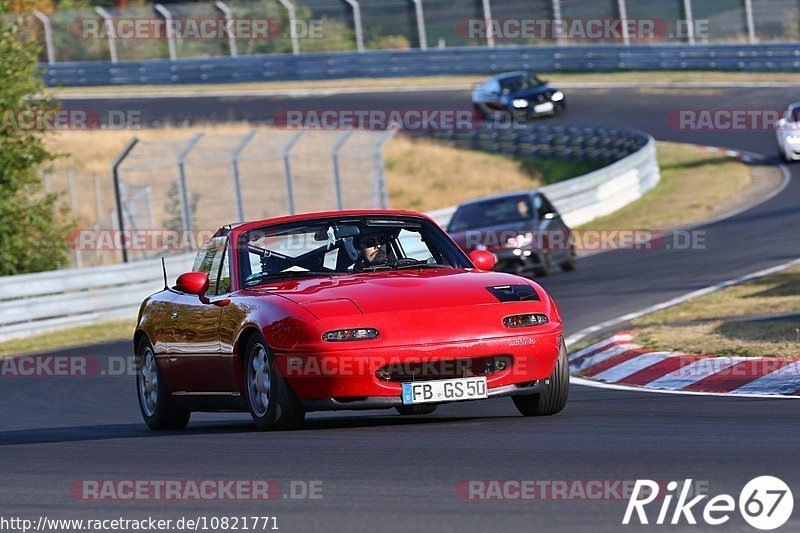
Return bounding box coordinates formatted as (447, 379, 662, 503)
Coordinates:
(396, 404, 438, 416)
(512, 342, 569, 417)
(533, 252, 551, 277)
(560, 247, 577, 272)
(244, 335, 305, 431)
(136, 338, 191, 430)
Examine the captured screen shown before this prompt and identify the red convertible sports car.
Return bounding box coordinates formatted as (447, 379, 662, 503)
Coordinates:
(135, 210, 568, 430)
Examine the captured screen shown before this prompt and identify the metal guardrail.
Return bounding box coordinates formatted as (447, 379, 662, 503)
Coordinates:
(0, 254, 194, 343)
(0, 124, 658, 343)
(41, 43, 800, 87)
(423, 126, 659, 228)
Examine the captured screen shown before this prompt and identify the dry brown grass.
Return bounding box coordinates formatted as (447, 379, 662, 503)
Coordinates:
(631, 265, 800, 358)
(634, 266, 800, 325)
(579, 142, 753, 231)
(383, 136, 546, 212)
(0, 319, 135, 357)
(634, 321, 800, 359)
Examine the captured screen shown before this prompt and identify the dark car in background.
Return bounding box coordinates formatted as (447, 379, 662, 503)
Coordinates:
(472, 71, 566, 121)
(447, 191, 576, 277)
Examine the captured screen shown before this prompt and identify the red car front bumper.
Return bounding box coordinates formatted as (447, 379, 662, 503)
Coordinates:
(274, 331, 561, 406)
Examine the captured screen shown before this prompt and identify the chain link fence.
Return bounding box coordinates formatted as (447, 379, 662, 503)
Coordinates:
(48, 129, 396, 267)
(10, 0, 799, 64)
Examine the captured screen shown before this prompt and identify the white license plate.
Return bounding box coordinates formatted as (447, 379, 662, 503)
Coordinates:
(534, 101, 554, 113)
(401, 376, 488, 405)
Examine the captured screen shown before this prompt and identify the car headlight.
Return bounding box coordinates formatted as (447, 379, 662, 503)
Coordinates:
(551, 91, 564, 102)
(506, 232, 533, 247)
(785, 135, 800, 144)
(322, 328, 379, 341)
(503, 314, 549, 328)
(512, 99, 529, 109)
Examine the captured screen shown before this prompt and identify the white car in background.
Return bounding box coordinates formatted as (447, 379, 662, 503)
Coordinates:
(776, 102, 800, 162)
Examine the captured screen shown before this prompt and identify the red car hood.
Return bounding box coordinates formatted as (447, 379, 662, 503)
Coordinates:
(244, 269, 558, 347)
(248, 269, 542, 314)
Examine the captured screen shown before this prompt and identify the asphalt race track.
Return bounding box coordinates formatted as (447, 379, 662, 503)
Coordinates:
(2, 87, 799, 532)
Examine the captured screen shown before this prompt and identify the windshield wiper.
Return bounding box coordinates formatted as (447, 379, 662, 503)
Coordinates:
(245, 271, 334, 286)
(390, 259, 445, 270)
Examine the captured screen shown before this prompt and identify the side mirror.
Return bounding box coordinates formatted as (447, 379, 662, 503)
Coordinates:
(469, 249, 497, 271)
(175, 272, 209, 297)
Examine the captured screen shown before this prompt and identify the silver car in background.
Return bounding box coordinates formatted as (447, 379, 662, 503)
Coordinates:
(776, 102, 800, 162)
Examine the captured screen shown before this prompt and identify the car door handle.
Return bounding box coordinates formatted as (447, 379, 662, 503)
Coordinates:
(171, 311, 179, 320)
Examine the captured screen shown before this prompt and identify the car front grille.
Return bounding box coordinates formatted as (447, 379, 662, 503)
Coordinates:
(376, 356, 513, 382)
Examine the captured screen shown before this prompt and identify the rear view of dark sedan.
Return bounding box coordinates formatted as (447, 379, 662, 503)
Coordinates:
(472, 71, 566, 122)
(447, 191, 576, 277)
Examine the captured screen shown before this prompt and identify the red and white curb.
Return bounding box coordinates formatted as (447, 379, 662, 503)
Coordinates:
(569, 332, 800, 396)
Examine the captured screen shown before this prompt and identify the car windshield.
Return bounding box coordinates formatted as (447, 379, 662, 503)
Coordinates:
(499, 73, 544, 94)
(448, 196, 533, 232)
(784, 106, 800, 124)
(236, 216, 472, 287)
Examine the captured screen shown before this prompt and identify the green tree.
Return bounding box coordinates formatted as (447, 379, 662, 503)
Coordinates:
(0, 0, 69, 275)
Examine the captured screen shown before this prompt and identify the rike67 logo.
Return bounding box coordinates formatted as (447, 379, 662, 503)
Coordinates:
(623, 477, 793, 530)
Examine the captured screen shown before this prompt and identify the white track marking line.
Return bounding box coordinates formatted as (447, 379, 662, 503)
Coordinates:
(570, 376, 800, 399)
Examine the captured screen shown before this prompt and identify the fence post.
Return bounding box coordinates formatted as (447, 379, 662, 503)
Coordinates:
(277, 0, 300, 55)
(743, 0, 756, 44)
(93, 173, 104, 227)
(551, 0, 564, 45)
(481, 0, 494, 48)
(616, 0, 630, 46)
(176, 134, 204, 232)
(112, 137, 139, 263)
(411, 0, 428, 50)
(332, 131, 354, 210)
(154, 4, 178, 60)
(214, 0, 238, 57)
(32, 10, 55, 65)
(344, 0, 365, 53)
(94, 7, 119, 63)
(373, 128, 398, 209)
(283, 131, 304, 215)
(682, 0, 695, 45)
(231, 130, 257, 221)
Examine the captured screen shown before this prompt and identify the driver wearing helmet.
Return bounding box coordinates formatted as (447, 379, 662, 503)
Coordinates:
(341, 228, 391, 271)
(355, 231, 389, 269)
